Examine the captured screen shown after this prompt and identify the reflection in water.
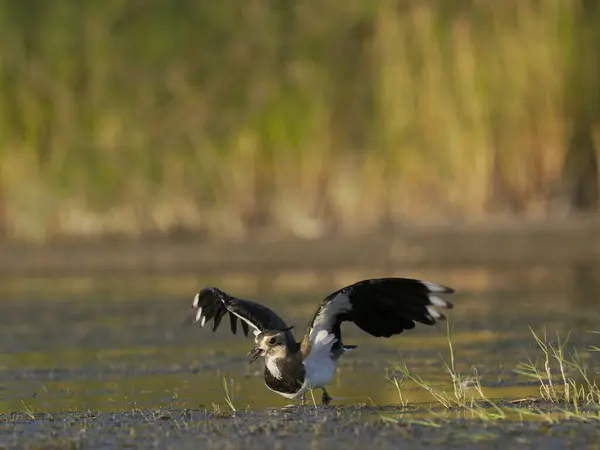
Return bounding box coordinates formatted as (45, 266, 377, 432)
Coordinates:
(0, 263, 599, 414)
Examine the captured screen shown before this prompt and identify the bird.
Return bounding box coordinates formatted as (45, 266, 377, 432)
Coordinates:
(190, 277, 454, 406)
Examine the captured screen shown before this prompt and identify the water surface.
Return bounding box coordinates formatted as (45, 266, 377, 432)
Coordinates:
(0, 264, 599, 448)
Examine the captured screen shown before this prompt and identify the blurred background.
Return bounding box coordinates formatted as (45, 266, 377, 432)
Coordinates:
(1, 0, 599, 246)
(1, 0, 600, 421)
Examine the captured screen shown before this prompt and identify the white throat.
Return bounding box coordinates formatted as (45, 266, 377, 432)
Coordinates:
(265, 356, 283, 380)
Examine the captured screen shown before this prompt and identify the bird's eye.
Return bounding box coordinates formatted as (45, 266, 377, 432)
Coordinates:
(268, 337, 277, 345)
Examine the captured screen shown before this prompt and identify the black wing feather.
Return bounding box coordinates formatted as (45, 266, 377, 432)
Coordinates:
(240, 320, 250, 337)
(192, 287, 294, 341)
(212, 307, 227, 332)
(229, 313, 238, 335)
(305, 277, 454, 344)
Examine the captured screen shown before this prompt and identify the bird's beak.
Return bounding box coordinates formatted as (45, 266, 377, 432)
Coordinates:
(246, 346, 263, 364)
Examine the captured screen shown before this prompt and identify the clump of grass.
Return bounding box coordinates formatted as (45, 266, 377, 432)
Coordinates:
(390, 321, 491, 410)
(20, 400, 36, 420)
(389, 320, 600, 424)
(222, 377, 237, 413)
(515, 328, 573, 403)
(210, 403, 235, 419)
(515, 327, 600, 409)
(388, 374, 408, 408)
(130, 403, 175, 423)
(210, 377, 241, 418)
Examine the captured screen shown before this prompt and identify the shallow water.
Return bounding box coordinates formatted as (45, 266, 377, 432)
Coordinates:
(0, 264, 599, 448)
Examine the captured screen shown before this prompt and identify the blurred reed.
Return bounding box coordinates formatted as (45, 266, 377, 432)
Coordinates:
(0, 0, 598, 242)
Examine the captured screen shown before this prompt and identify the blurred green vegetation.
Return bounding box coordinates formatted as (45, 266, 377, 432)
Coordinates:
(0, 0, 599, 242)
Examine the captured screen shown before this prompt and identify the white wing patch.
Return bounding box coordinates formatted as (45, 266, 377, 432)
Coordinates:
(229, 310, 261, 333)
(429, 295, 449, 308)
(422, 281, 449, 293)
(308, 293, 352, 342)
(426, 305, 443, 321)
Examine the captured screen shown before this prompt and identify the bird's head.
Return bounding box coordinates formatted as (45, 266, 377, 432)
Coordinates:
(246, 327, 294, 364)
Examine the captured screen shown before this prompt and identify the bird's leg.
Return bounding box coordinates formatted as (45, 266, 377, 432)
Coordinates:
(321, 388, 333, 406)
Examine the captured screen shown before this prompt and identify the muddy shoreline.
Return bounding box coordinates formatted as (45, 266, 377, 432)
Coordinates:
(3, 405, 600, 450)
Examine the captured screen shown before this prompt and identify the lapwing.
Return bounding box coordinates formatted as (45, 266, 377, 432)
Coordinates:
(191, 277, 454, 405)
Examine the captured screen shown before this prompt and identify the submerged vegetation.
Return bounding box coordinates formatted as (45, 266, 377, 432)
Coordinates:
(1, 1, 600, 242)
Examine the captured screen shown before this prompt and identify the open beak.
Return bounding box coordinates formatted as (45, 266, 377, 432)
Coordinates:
(246, 346, 264, 364)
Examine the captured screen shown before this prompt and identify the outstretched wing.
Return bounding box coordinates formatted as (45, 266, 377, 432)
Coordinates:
(191, 287, 294, 340)
(301, 278, 454, 352)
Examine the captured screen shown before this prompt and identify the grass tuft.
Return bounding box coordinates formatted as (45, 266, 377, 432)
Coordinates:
(390, 321, 491, 410)
(389, 321, 600, 423)
(515, 327, 600, 409)
(222, 377, 237, 414)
